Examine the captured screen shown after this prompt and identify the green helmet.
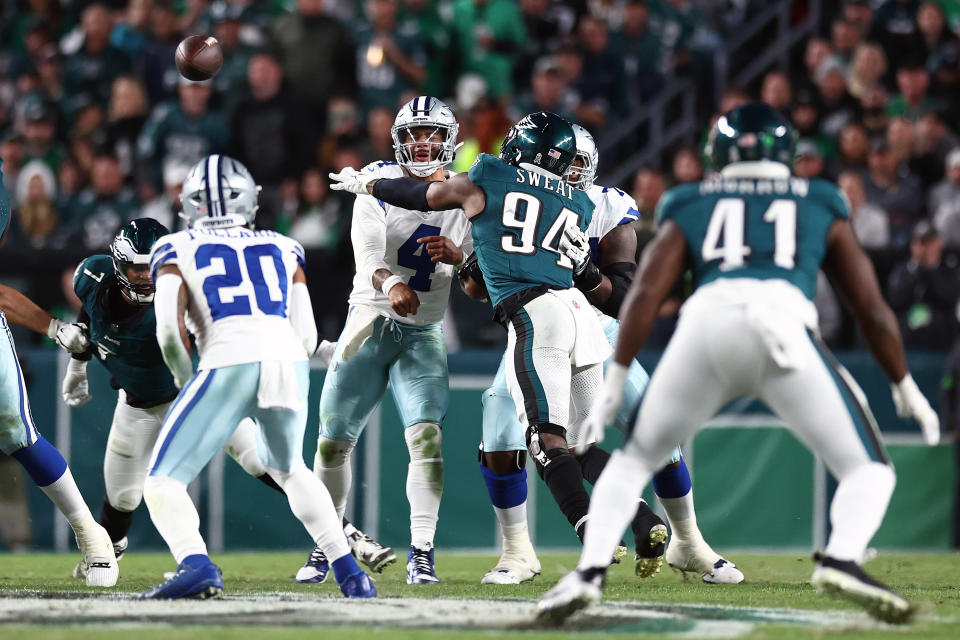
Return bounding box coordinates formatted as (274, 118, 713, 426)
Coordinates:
(706, 102, 796, 171)
(111, 218, 169, 305)
(499, 111, 577, 177)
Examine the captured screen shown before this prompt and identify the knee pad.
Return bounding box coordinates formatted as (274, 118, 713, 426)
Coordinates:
(405, 422, 442, 461)
(314, 437, 355, 470)
(524, 423, 567, 469)
(106, 484, 143, 513)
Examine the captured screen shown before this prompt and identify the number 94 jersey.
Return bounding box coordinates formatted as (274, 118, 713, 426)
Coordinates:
(348, 162, 471, 326)
(149, 227, 308, 369)
(657, 173, 849, 301)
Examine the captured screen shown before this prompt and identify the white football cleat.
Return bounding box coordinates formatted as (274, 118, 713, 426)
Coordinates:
(348, 528, 396, 573)
(482, 528, 541, 584)
(73, 521, 119, 587)
(535, 568, 603, 625)
(666, 535, 744, 584)
(811, 553, 914, 624)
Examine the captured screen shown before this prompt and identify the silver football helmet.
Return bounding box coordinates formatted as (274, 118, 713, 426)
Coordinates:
(179, 155, 261, 229)
(565, 124, 599, 190)
(391, 96, 459, 178)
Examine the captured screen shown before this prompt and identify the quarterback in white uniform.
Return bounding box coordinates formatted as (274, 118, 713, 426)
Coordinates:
(299, 96, 470, 585)
(142, 154, 375, 599)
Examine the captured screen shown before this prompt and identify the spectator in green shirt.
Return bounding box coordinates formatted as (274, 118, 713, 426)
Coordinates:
(450, 0, 525, 100)
(888, 58, 935, 121)
(354, 0, 426, 115)
(62, 4, 132, 112)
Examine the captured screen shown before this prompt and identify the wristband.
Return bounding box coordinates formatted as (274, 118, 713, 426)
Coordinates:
(46, 318, 62, 340)
(605, 361, 629, 389)
(381, 274, 406, 295)
(574, 261, 603, 292)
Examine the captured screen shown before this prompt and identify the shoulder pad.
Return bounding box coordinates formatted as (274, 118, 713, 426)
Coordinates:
(362, 160, 404, 179)
(654, 183, 699, 226)
(808, 178, 851, 220)
(74, 255, 113, 300)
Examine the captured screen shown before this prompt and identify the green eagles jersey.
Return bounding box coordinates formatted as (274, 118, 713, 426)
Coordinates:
(74, 255, 179, 407)
(656, 174, 849, 300)
(468, 153, 595, 307)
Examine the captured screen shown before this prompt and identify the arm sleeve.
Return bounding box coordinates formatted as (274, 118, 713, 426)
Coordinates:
(596, 262, 637, 318)
(351, 196, 392, 284)
(289, 281, 318, 356)
(72, 307, 93, 362)
(154, 273, 193, 387)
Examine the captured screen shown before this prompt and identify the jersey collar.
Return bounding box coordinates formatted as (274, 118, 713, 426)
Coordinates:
(719, 161, 791, 180)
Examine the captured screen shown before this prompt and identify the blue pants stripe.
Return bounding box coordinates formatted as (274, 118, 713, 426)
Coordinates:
(150, 370, 215, 473)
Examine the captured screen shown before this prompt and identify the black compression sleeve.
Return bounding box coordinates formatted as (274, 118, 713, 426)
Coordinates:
(596, 262, 636, 318)
(73, 307, 93, 361)
(371, 177, 432, 212)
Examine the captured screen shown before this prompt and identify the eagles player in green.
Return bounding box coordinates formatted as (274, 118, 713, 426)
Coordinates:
(65, 218, 282, 579)
(331, 111, 615, 552)
(538, 103, 939, 625)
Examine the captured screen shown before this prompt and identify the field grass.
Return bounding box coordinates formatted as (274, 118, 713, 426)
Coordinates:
(1, 551, 959, 639)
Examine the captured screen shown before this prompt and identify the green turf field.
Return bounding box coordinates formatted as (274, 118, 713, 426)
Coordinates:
(1, 551, 959, 639)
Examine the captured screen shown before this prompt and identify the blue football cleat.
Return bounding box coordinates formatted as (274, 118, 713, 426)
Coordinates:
(339, 571, 377, 598)
(406, 545, 440, 584)
(140, 555, 223, 600)
(295, 544, 330, 583)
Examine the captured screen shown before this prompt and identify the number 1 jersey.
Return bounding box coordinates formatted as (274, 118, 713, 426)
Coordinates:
(348, 162, 471, 327)
(149, 227, 308, 369)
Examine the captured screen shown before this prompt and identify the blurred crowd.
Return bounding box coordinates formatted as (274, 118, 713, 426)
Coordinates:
(1, 0, 960, 352)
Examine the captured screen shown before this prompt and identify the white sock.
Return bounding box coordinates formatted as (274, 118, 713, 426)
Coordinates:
(343, 521, 358, 537)
(825, 462, 895, 562)
(223, 418, 266, 477)
(40, 468, 94, 527)
(659, 490, 704, 542)
(271, 464, 351, 561)
(143, 475, 208, 563)
(408, 458, 443, 549)
(314, 442, 353, 521)
(579, 450, 652, 570)
(494, 504, 528, 532)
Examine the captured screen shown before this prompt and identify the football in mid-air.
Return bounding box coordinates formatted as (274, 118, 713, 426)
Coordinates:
(175, 35, 223, 81)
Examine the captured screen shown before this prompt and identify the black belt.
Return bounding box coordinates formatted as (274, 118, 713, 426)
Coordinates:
(492, 284, 561, 327)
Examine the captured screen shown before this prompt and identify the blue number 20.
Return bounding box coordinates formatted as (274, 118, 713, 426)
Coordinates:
(397, 224, 442, 292)
(195, 243, 288, 320)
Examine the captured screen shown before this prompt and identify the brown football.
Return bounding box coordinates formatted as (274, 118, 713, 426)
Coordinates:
(175, 35, 223, 81)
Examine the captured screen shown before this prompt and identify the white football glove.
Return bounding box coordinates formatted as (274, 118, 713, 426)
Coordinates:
(47, 319, 90, 353)
(61, 358, 92, 407)
(312, 340, 337, 368)
(891, 374, 940, 445)
(575, 362, 628, 454)
(329, 164, 383, 195)
(558, 224, 591, 275)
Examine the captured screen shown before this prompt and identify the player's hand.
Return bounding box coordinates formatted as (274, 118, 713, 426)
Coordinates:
(387, 282, 421, 317)
(891, 374, 940, 445)
(61, 358, 92, 407)
(313, 339, 337, 367)
(559, 224, 591, 274)
(576, 363, 629, 454)
(329, 165, 382, 195)
(47, 319, 90, 353)
(417, 235, 463, 264)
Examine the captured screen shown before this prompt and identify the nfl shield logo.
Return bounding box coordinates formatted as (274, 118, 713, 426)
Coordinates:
(572, 300, 580, 309)
(548, 148, 562, 159)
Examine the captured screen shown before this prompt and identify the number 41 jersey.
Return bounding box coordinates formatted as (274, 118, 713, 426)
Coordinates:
(149, 227, 308, 369)
(348, 162, 471, 327)
(657, 172, 849, 301)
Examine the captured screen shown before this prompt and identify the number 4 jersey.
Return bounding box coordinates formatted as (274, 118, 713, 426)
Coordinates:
(657, 169, 849, 302)
(149, 227, 308, 369)
(348, 161, 471, 326)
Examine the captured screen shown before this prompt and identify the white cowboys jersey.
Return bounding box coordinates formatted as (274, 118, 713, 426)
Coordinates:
(585, 183, 641, 246)
(149, 227, 307, 369)
(348, 161, 472, 326)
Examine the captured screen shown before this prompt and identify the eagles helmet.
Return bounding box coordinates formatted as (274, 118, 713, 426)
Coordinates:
(565, 123, 599, 190)
(706, 102, 796, 171)
(499, 111, 576, 178)
(392, 96, 460, 177)
(111, 218, 169, 305)
(180, 154, 261, 229)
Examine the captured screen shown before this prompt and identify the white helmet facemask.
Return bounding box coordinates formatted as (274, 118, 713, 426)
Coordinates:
(392, 96, 460, 178)
(565, 123, 599, 191)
